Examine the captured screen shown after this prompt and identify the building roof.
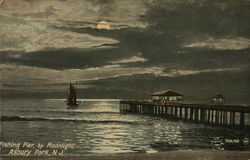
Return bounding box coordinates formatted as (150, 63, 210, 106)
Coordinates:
(152, 89, 183, 96)
(214, 93, 224, 99)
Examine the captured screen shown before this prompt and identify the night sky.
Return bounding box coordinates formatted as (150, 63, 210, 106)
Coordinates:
(1, 0, 250, 104)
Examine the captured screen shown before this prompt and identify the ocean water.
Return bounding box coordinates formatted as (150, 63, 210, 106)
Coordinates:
(1, 99, 249, 156)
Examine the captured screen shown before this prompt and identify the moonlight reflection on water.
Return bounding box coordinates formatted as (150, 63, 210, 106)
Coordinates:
(1, 99, 249, 156)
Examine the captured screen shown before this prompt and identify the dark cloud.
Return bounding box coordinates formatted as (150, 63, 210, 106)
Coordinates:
(86, 68, 250, 104)
(142, 0, 250, 37)
(1, 47, 123, 69)
(87, 0, 115, 18)
(2, 68, 249, 104)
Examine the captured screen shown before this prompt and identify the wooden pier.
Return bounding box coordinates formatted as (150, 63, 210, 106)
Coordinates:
(120, 100, 250, 128)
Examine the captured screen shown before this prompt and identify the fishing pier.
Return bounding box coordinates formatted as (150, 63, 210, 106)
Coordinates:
(119, 90, 250, 128)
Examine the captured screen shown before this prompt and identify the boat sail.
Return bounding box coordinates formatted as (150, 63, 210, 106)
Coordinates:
(66, 82, 80, 107)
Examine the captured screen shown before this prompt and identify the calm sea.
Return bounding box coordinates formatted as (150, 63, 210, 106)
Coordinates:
(1, 99, 249, 156)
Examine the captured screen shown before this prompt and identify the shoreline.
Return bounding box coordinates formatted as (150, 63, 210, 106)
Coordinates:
(2, 150, 250, 160)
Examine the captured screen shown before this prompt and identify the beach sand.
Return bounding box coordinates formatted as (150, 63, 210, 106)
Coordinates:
(2, 150, 250, 160)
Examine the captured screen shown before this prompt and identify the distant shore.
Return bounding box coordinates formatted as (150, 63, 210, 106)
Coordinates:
(2, 150, 250, 160)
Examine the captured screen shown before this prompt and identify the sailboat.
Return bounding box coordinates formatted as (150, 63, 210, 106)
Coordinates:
(66, 81, 80, 108)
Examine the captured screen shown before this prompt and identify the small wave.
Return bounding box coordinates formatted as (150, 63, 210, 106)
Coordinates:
(7, 109, 118, 114)
(1, 115, 44, 121)
(0, 115, 142, 125)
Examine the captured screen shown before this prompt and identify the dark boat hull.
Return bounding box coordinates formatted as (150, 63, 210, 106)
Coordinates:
(66, 103, 79, 109)
(66, 101, 81, 109)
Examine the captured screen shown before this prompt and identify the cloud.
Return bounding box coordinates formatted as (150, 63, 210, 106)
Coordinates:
(110, 56, 147, 64)
(160, 67, 242, 77)
(0, 20, 118, 53)
(0, 0, 149, 53)
(0, 64, 164, 90)
(183, 38, 250, 50)
(0, 0, 147, 28)
(1, 62, 242, 91)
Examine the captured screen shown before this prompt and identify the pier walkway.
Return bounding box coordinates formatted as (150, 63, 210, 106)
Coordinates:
(120, 100, 250, 127)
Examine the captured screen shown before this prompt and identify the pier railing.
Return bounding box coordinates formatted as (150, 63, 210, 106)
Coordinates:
(119, 100, 250, 128)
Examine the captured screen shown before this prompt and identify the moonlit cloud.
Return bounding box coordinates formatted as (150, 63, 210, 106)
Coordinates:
(160, 67, 242, 77)
(0, 0, 147, 28)
(0, 21, 118, 53)
(1, 63, 243, 90)
(1, 64, 164, 90)
(110, 56, 147, 64)
(184, 38, 250, 50)
(0, 0, 147, 53)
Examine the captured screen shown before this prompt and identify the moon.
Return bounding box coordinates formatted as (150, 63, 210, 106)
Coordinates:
(96, 21, 111, 30)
